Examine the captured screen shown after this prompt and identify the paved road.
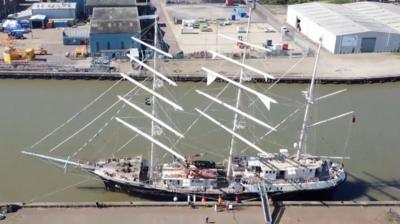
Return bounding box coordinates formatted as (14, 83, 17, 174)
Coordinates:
(254, 3, 284, 31)
(154, 53, 400, 81)
(3, 205, 399, 224)
(151, 0, 182, 55)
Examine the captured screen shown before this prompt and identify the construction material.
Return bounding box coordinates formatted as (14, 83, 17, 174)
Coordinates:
(2, 47, 36, 63)
(34, 48, 48, 55)
(71, 47, 87, 59)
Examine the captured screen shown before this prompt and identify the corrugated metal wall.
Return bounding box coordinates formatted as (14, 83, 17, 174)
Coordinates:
(335, 32, 400, 54)
(89, 32, 141, 58)
(32, 8, 77, 19)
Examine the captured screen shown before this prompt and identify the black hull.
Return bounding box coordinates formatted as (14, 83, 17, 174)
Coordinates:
(101, 177, 344, 201)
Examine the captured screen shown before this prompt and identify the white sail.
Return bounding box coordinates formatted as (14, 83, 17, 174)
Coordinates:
(131, 36, 173, 58)
(196, 90, 276, 131)
(118, 96, 184, 138)
(218, 34, 272, 52)
(195, 108, 268, 155)
(202, 67, 277, 110)
(115, 117, 186, 161)
(127, 54, 177, 86)
(120, 73, 183, 111)
(207, 50, 275, 80)
(307, 111, 354, 128)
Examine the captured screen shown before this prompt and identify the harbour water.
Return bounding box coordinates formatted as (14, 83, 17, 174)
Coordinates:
(0, 79, 399, 202)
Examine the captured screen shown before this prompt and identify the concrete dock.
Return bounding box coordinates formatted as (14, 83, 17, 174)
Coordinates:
(1, 54, 400, 84)
(1, 201, 400, 224)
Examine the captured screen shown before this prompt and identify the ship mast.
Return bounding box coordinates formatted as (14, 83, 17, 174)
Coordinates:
(296, 40, 322, 160)
(226, 7, 253, 179)
(129, 17, 181, 180)
(149, 17, 158, 180)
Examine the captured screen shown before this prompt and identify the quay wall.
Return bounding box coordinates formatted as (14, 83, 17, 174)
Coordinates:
(2, 201, 400, 209)
(1, 71, 400, 84)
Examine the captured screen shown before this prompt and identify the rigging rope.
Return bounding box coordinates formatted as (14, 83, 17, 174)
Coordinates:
(70, 88, 143, 158)
(247, 55, 306, 108)
(116, 134, 139, 153)
(239, 107, 302, 154)
(342, 118, 353, 163)
(28, 79, 123, 150)
(48, 84, 141, 153)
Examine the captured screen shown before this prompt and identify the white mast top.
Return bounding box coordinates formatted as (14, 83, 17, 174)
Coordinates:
(116, 117, 186, 161)
(202, 67, 277, 110)
(120, 73, 183, 111)
(196, 90, 276, 131)
(207, 50, 275, 81)
(127, 54, 177, 86)
(296, 40, 323, 160)
(195, 109, 268, 155)
(218, 34, 272, 52)
(131, 36, 173, 58)
(118, 96, 184, 138)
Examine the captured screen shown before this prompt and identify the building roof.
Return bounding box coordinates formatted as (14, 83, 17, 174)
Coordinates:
(90, 7, 141, 34)
(288, 2, 398, 35)
(30, 14, 46, 20)
(86, 0, 137, 7)
(63, 26, 90, 38)
(345, 2, 400, 32)
(32, 2, 76, 10)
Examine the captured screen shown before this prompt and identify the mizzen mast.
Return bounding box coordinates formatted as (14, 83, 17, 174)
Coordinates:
(296, 40, 323, 160)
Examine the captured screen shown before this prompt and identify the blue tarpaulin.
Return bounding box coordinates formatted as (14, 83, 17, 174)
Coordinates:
(2, 20, 21, 32)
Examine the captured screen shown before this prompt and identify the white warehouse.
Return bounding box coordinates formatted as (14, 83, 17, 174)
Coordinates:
(287, 2, 400, 54)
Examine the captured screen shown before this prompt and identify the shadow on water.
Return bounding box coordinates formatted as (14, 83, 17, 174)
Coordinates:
(76, 186, 106, 192)
(333, 172, 400, 201)
(361, 171, 400, 200)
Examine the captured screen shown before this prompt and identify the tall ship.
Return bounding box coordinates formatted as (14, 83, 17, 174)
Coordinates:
(22, 8, 353, 201)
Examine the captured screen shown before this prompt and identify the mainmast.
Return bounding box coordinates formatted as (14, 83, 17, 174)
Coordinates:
(149, 17, 158, 180)
(129, 17, 181, 180)
(296, 40, 323, 160)
(227, 8, 252, 179)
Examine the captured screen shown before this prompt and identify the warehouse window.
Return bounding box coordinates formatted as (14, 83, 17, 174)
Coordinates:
(107, 41, 111, 50)
(121, 41, 124, 49)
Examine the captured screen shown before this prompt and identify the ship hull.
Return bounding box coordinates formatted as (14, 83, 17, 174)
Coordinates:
(100, 172, 346, 201)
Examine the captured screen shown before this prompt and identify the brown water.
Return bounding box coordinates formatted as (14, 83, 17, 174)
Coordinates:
(0, 79, 399, 202)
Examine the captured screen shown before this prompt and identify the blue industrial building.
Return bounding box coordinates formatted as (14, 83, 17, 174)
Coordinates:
(32, 2, 77, 20)
(89, 7, 141, 58)
(63, 0, 86, 19)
